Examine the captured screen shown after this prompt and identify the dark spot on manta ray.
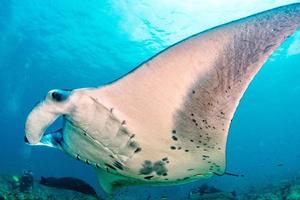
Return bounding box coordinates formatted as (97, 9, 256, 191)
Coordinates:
(192, 119, 196, 123)
(192, 90, 195, 94)
(177, 147, 182, 150)
(85, 160, 90, 165)
(134, 147, 142, 153)
(95, 164, 100, 168)
(191, 113, 194, 116)
(140, 160, 168, 176)
(140, 160, 153, 175)
(185, 150, 189, 152)
(153, 161, 168, 176)
(144, 175, 154, 180)
(172, 130, 176, 134)
(172, 135, 178, 141)
(162, 157, 168, 161)
(76, 154, 80, 160)
(190, 140, 194, 142)
(170, 146, 176, 150)
(220, 111, 225, 115)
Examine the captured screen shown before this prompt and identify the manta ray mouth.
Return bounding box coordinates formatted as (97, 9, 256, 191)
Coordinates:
(24, 128, 63, 148)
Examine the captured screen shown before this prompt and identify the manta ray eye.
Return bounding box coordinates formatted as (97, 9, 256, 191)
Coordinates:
(50, 89, 70, 102)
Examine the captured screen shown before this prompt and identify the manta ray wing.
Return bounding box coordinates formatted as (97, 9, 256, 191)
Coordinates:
(90, 3, 300, 190)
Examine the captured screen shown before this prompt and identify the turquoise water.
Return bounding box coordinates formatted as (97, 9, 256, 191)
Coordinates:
(0, 0, 300, 199)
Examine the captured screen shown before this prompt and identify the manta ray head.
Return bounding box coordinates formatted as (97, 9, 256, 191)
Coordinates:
(24, 88, 103, 147)
(24, 88, 133, 163)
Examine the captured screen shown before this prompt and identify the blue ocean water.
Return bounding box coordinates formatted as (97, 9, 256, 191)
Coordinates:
(0, 0, 300, 199)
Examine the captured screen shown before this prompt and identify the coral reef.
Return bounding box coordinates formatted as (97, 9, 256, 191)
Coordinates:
(187, 178, 300, 200)
(0, 173, 100, 200)
(1, 172, 300, 200)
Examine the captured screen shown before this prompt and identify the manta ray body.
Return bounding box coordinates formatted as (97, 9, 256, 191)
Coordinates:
(25, 4, 300, 193)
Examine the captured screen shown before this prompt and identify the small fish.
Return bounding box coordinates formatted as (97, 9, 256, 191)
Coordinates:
(160, 195, 168, 200)
(39, 176, 97, 197)
(231, 190, 237, 197)
(277, 163, 284, 167)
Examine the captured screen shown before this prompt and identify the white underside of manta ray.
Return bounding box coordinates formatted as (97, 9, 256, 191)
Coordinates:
(25, 3, 300, 193)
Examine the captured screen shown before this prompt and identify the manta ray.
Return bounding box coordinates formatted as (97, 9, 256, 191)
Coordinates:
(25, 3, 300, 193)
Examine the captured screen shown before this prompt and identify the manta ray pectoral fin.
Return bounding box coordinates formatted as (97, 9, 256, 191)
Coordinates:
(95, 168, 139, 193)
(93, 4, 300, 178)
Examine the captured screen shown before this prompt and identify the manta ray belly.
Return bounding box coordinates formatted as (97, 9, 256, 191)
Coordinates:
(86, 91, 217, 184)
(59, 93, 144, 178)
